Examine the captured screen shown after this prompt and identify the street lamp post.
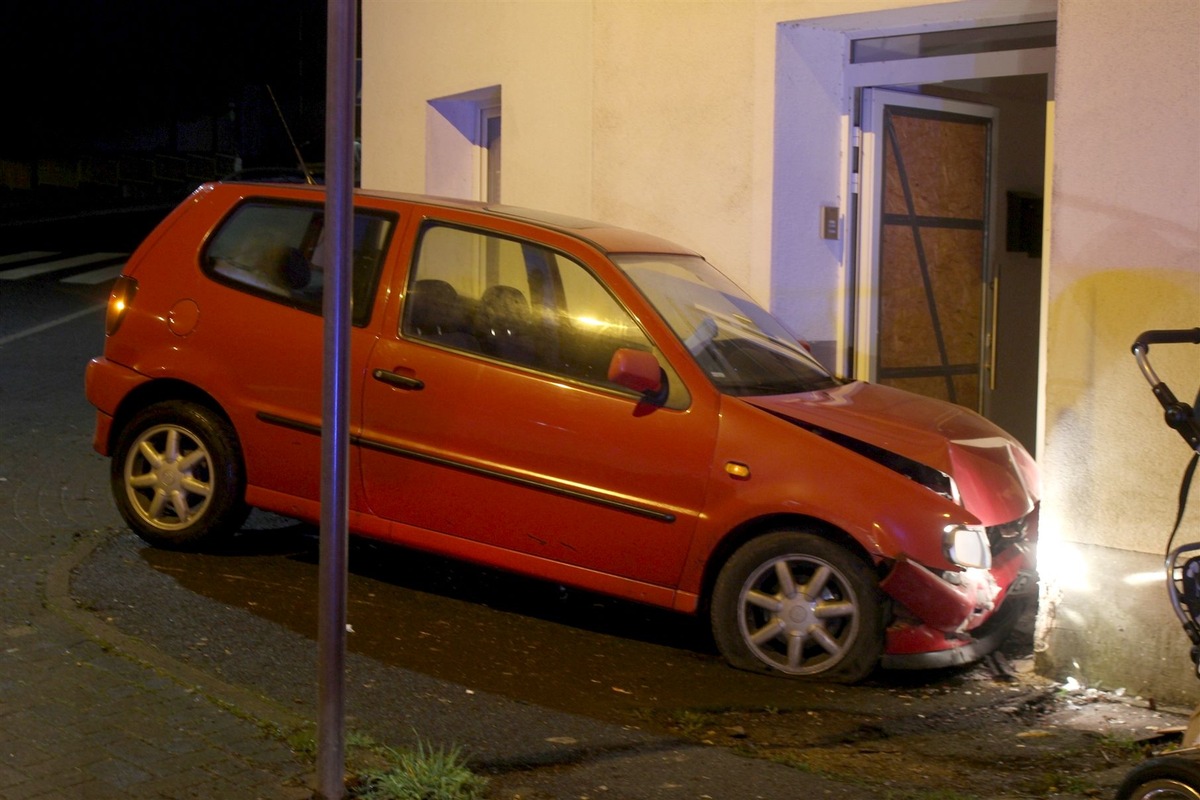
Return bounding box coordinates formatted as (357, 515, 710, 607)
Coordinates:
(316, 0, 357, 797)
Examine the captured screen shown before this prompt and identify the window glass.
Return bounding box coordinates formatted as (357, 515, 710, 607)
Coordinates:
(404, 223, 688, 407)
(850, 21, 1056, 64)
(617, 254, 839, 397)
(202, 201, 394, 326)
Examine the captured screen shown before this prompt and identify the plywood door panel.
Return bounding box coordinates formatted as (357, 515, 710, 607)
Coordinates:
(876, 106, 989, 410)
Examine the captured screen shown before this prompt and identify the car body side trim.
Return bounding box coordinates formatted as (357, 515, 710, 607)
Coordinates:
(256, 411, 678, 523)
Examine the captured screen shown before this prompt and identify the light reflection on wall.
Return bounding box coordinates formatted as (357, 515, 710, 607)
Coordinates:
(1123, 569, 1167, 587)
(1032, 516, 1084, 658)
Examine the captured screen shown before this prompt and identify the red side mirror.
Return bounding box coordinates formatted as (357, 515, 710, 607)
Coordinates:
(607, 348, 662, 395)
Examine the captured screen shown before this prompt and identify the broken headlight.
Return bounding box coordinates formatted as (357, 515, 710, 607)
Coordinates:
(944, 524, 991, 570)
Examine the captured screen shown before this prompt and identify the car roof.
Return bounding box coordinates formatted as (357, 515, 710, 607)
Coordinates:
(214, 181, 700, 258)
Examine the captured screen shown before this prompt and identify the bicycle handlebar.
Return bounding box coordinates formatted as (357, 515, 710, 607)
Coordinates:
(1133, 328, 1200, 352)
(1131, 328, 1200, 453)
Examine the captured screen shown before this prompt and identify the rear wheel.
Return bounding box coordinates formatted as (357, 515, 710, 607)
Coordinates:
(711, 531, 886, 683)
(1116, 755, 1200, 800)
(111, 401, 248, 550)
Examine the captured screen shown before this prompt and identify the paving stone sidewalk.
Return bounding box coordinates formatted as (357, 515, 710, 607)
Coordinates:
(0, 524, 315, 800)
(0, 305, 315, 800)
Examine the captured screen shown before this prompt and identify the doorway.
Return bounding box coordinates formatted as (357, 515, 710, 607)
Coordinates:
(772, 9, 1053, 456)
(856, 76, 1047, 454)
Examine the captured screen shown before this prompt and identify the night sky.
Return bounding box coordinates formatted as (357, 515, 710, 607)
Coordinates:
(0, 0, 327, 163)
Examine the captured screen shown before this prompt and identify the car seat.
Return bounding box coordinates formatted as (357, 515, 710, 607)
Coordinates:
(474, 284, 537, 364)
(406, 279, 479, 350)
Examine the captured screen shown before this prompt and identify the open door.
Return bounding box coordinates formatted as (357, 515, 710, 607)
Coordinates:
(856, 89, 998, 413)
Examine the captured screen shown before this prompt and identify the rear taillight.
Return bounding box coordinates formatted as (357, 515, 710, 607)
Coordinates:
(105, 276, 138, 335)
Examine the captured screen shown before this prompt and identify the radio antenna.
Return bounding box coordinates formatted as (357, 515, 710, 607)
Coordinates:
(267, 84, 316, 185)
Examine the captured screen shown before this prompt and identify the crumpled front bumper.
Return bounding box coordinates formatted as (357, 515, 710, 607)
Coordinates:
(878, 507, 1039, 668)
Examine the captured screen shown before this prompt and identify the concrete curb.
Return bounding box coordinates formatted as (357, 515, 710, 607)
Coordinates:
(44, 529, 313, 737)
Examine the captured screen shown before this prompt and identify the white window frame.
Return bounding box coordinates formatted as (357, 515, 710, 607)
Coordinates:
(480, 104, 501, 204)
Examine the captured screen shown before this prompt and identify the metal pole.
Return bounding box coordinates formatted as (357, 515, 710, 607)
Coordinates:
(316, 0, 356, 797)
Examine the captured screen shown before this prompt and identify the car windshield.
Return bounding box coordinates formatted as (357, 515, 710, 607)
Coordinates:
(615, 254, 839, 396)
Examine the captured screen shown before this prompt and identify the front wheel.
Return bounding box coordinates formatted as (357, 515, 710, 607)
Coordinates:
(1116, 755, 1200, 800)
(710, 531, 886, 683)
(111, 401, 249, 550)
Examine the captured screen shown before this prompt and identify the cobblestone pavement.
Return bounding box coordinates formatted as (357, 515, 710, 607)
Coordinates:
(0, 303, 315, 799)
(0, 611, 312, 799)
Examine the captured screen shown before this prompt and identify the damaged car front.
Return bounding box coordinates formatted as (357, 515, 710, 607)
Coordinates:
(615, 251, 1039, 680)
(747, 383, 1041, 671)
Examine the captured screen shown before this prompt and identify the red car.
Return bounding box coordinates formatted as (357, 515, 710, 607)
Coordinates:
(85, 182, 1040, 682)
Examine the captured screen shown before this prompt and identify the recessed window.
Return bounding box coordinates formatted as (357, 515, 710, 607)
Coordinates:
(426, 86, 502, 202)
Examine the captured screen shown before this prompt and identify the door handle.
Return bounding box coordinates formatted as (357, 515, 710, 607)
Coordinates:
(988, 275, 999, 392)
(372, 369, 425, 391)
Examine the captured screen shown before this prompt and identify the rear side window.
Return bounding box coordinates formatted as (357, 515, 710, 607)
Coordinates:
(202, 200, 395, 326)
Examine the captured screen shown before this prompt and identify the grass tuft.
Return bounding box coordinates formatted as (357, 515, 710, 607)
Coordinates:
(350, 737, 488, 800)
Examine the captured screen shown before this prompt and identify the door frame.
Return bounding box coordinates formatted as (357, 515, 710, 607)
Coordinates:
(771, 5, 1054, 456)
(854, 89, 1000, 406)
(841, 48, 1055, 381)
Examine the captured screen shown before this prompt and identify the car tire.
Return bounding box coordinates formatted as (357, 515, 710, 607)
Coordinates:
(1116, 755, 1200, 800)
(111, 401, 249, 550)
(711, 531, 886, 683)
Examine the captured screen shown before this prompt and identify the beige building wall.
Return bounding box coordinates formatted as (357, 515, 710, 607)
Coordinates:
(361, 1, 595, 215)
(1036, 0, 1200, 703)
(361, 0, 1200, 703)
(590, 1, 769, 297)
(361, 0, 944, 303)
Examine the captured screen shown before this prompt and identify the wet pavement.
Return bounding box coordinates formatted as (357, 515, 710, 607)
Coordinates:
(68, 520, 1195, 800)
(56, 524, 874, 799)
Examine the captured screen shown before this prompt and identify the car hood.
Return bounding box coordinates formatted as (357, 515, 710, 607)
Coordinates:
(744, 382, 1040, 525)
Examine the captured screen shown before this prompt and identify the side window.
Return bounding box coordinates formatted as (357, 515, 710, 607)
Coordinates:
(202, 201, 394, 326)
(403, 223, 687, 406)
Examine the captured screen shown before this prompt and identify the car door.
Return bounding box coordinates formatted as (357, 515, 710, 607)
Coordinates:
(359, 215, 717, 594)
(195, 196, 399, 515)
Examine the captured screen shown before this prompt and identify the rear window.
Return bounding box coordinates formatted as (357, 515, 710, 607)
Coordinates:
(202, 200, 395, 326)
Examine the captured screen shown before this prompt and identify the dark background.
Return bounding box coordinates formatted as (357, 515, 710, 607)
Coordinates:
(0, 0, 329, 224)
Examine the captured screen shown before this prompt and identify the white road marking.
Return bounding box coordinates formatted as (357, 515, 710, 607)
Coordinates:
(0, 253, 126, 280)
(0, 251, 60, 265)
(62, 263, 126, 285)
